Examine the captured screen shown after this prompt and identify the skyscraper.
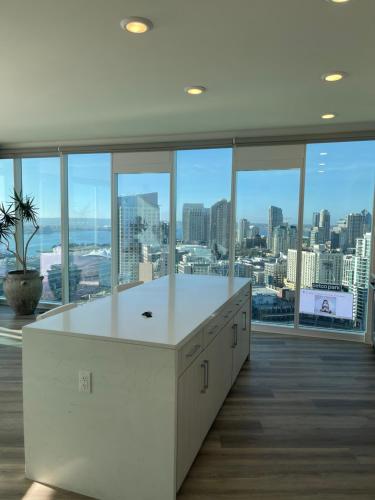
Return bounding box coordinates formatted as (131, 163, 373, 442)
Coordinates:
(287, 225, 297, 250)
(351, 233, 372, 328)
(264, 258, 287, 288)
(118, 192, 161, 282)
(310, 226, 324, 246)
(272, 224, 288, 255)
(315, 249, 343, 285)
(287, 247, 343, 289)
(346, 213, 365, 247)
(238, 218, 250, 243)
(319, 209, 331, 243)
(312, 212, 320, 227)
(182, 203, 209, 244)
(362, 209, 372, 233)
(268, 206, 283, 250)
(210, 199, 231, 256)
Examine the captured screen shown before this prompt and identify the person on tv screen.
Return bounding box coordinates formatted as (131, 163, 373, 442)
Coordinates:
(320, 299, 332, 314)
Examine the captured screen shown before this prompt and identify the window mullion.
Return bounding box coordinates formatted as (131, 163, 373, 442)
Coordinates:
(60, 154, 70, 304)
(293, 145, 307, 329)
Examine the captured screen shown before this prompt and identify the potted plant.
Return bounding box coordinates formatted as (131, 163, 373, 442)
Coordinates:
(0, 191, 43, 315)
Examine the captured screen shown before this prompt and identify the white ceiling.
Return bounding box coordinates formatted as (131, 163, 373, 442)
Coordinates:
(1, 0, 375, 147)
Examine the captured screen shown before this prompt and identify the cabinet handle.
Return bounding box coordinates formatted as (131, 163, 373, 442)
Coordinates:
(232, 324, 238, 348)
(204, 360, 209, 390)
(201, 363, 206, 393)
(186, 344, 201, 358)
(242, 311, 247, 331)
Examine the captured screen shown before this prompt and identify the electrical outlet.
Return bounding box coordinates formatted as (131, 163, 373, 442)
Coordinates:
(78, 370, 91, 393)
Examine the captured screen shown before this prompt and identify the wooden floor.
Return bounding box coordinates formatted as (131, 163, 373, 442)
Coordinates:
(1, 332, 375, 499)
(0, 304, 42, 330)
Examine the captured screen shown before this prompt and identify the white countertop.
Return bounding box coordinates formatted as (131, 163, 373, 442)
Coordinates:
(24, 274, 250, 349)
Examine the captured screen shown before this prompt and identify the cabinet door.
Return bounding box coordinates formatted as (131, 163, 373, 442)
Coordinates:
(201, 324, 233, 435)
(177, 351, 206, 489)
(232, 300, 251, 383)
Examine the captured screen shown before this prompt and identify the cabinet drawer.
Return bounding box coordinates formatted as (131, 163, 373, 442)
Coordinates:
(241, 285, 251, 301)
(178, 330, 204, 375)
(203, 318, 222, 347)
(232, 293, 245, 309)
(219, 302, 236, 324)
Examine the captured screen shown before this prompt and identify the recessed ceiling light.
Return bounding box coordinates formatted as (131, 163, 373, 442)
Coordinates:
(319, 163, 326, 166)
(321, 71, 346, 82)
(320, 152, 328, 156)
(321, 113, 336, 120)
(326, 0, 351, 3)
(185, 86, 207, 95)
(318, 170, 325, 173)
(120, 17, 153, 34)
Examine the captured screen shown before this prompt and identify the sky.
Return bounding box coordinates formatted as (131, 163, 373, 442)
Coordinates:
(0, 142, 374, 225)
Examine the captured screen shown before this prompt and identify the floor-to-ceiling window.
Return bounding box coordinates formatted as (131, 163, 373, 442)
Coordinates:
(175, 149, 232, 276)
(117, 173, 170, 284)
(235, 169, 301, 325)
(22, 157, 61, 303)
(233, 145, 304, 327)
(297, 141, 375, 333)
(113, 151, 172, 285)
(0, 159, 15, 297)
(68, 153, 111, 301)
(0, 139, 373, 340)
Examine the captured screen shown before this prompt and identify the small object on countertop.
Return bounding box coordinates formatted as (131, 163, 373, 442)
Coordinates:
(142, 311, 153, 318)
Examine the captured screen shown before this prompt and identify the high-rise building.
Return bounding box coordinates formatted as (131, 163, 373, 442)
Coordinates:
(362, 209, 372, 233)
(118, 192, 161, 283)
(287, 247, 342, 289)
(319, 209, 331, 243)
(238, 218, 250, 243)
(287, 225, 297, 250)
(346, 213, 365, 248)
(264, 258, 287, 288)
(342, 254, 354, 289)
(160, 221, 169, 245)
(351, 233, 372, 328)
(330, 226, 348, 251)
(182, 203, 209, 244)
(310, 226, 324, 246)
(315, 248, 343, 285)
(268, 206, 283, 250)
(312, 212, 320, 227)
(210, 199, 231, 256)
(272, 224, 288, 255)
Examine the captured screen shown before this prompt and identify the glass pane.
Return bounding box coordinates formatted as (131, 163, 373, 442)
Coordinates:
(68, 154, 111, 301)
(235, 169, 300, 325)
(118, 173, 170, 283)
(176, 149, 232, 276)
(22, 157, 61, 303)
(0, 160, 14, 297)
(299, 141, 375, 333)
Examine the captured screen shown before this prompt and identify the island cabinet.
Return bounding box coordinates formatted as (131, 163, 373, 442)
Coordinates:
(176, 287, 251, 488)
(23, 274, 251, 500)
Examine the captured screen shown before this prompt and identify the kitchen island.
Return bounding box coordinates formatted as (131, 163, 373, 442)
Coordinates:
(23, 274, 251, 500)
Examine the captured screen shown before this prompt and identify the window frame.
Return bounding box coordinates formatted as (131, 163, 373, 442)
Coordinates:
(0, 140, 373, 343)
(231, 145, 306, 330)
(112, 151, 176, 283)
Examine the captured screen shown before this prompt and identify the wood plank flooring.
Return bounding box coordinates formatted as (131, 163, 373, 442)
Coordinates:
(1, 332, 375, 499)
(0, 304, 43, 330)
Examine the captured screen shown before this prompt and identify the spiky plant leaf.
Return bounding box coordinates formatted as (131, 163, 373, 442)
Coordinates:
(0, 202, 18, 228)
(0, 221, 12, 242)
(11, 190, 39, 224)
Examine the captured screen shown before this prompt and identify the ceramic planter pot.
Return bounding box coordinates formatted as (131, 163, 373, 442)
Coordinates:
(4, 270, 43, 316)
